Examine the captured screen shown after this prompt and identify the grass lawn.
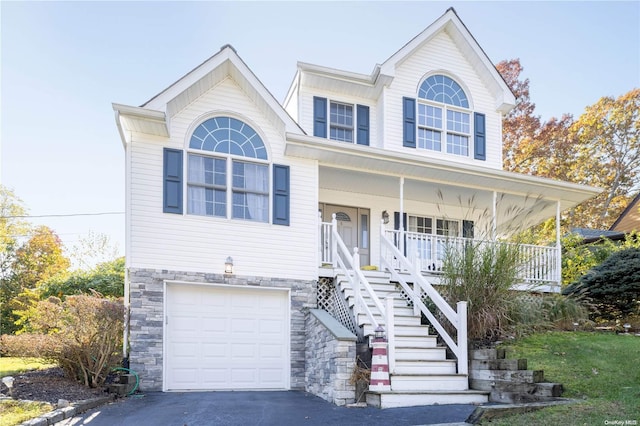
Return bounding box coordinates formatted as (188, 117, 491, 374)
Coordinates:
(0, 357, 57, 426)
(0, 357, 57, 377)
(483, 331, 640, 425)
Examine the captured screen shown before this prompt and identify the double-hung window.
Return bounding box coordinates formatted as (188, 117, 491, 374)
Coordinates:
(329, 102, 354, 142)
(187, 116, 269, 223)
(417, 75, 471, 156)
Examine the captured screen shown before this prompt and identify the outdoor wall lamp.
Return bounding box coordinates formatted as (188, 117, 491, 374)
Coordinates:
(381, 210, 389, 224)
(224, 256, 234, 275)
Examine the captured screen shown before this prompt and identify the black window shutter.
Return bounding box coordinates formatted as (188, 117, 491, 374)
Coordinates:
(273, 164, 290, 226)
(474, 112, 486, 160)
(462, 220, 474, 238)
(356, 104, 370, 146)
(313, 97, 327, 138)
(163, 148, 183, 214)
(403, 97, 416, 148)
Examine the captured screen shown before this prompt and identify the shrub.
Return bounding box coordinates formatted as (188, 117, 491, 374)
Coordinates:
(1, 295, 124, 387)
(40, 257, 124, 299)
(563, 247, 640, 321)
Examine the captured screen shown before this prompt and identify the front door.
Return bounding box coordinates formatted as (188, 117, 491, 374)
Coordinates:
(321, 204, 370, 266)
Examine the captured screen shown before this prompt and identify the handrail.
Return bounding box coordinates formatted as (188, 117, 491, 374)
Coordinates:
(330, 215, 386, 331)
(385, 229, 560, 285)
(380, 228, 468, 375)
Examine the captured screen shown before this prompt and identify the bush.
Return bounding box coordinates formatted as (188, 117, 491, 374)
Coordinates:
(40, 257, 124, 299)
(1, 295, 124, 387)
(563, 247, 640, 321)
(439, 240, 521, 341)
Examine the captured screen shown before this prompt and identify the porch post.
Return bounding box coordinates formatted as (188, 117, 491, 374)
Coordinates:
(400, 177, 405, 255)
(492, 191, 498, 240)
(331, 213, 338, 268)
(318, 211, 322, 267)
(556, 200, 562, 287)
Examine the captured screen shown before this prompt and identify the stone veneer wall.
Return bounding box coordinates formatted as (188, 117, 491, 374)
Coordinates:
(127, 267, 316, 391)
(305, 309, 357, 406)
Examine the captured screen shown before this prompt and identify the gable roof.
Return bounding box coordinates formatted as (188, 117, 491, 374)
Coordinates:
(380, 7, 516, 114)
(114, 45, 304, 143)
(609, 192, 640, 232)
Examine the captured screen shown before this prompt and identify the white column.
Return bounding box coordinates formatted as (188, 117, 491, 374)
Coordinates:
(556, 201, 562, 287)
(400, 177, 405, 255)
(492, 191, 498, 240)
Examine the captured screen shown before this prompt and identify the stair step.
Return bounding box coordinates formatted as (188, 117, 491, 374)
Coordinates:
(394, 335, 437, 348)
(366, 390, 488, 408)
(395, 347, 448, 361)
(394, 360, 457, 374)
(363, 324, 430, 336)
(357, 313, 422, 327)
(390, 374, 469, 391)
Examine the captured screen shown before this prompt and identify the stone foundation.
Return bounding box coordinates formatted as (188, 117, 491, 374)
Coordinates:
(127, 267, 316, 391)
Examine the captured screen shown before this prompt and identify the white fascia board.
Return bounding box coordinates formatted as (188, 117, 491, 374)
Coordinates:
(112, 103, 168, 141)
(284, 133, 602, 205)
(297, 62, 393, 98)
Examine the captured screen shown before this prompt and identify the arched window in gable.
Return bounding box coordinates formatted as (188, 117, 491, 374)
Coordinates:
(416, 74, 471, 157)
(187, 117, 269, 222)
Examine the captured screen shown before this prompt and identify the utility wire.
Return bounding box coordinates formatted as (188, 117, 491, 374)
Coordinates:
(1, 212, 125, 219)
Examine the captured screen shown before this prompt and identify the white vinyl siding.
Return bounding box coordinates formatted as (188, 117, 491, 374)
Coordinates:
(127, 78, 318, 280)
(382, 31, 502, 169)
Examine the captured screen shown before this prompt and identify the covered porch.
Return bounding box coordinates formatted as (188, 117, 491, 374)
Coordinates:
(285, 134, 601, 291)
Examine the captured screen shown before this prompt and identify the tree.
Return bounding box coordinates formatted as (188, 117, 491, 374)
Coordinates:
(563, 247, 640, 321)
(572, 89, 640, 229)
(68, 231, 120, 270)
(2, 226, 70, 334)
(40, 257, 125, 299)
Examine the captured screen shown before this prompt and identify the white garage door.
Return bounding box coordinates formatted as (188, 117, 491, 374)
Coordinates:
(165, 283, 290, 390)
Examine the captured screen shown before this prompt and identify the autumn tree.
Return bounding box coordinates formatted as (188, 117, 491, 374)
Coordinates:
(572, 89, 640, 229)
(1, 226, 70, 334)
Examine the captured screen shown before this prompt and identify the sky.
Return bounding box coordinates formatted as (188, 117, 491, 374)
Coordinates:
(1, 1, 639, 260)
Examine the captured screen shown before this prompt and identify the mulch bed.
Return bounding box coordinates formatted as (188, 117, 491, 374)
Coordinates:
(0, 367, 106, 404)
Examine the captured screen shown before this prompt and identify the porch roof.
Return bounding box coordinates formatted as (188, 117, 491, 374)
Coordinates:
(285, 134, 602, 229)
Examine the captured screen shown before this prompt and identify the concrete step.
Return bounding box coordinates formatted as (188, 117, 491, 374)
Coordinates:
(390, 374, 469, 391)
(394, 347, 448, 361)
(366, 389, 488, 408)
(394, 360, 457, 375)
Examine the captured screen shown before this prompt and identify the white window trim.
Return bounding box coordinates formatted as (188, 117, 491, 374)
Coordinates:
(186, 149, 271, 223)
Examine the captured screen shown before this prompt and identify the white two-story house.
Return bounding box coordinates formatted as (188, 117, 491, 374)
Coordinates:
(113, 8, 600, 408)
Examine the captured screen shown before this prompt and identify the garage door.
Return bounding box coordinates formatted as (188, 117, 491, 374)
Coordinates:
(165, 283, 290, 390)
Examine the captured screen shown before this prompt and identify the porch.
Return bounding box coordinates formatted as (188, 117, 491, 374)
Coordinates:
(319, 215, 562, 292)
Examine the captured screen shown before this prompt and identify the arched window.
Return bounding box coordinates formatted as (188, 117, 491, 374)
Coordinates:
(417, 75, 471, 156)
(187, 117, 269, 222)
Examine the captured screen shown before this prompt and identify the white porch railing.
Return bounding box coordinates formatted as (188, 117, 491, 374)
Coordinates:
(383, 230, 560, 284)
(379, 228, 468, 375)
(323, 214, 390, 332)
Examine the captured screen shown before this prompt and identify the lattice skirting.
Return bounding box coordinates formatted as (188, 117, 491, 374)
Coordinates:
(317, 277, 364, 342)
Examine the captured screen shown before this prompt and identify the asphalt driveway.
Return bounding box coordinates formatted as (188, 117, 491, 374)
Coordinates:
(56, 391, 477, 426)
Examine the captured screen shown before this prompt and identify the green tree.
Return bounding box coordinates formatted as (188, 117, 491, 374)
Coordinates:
(40, 256, 124, 299)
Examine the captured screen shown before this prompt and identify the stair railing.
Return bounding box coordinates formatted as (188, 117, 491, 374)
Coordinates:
(380, 222, 468, 375)
(329, 214, 387, 332)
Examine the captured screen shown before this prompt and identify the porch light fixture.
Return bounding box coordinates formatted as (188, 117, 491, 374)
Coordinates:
(224, 256, 234, 275)
(381, 210, 389, 224)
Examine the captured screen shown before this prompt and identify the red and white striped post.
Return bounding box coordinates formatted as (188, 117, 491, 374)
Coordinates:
(369, 326, 391, 392)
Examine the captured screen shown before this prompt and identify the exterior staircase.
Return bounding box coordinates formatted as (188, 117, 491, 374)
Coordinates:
(337, 270, 488, 408)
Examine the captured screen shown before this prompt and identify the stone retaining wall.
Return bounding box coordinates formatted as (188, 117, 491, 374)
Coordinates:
(127, 267, 316, 391)
(305, 310, 357, 406)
